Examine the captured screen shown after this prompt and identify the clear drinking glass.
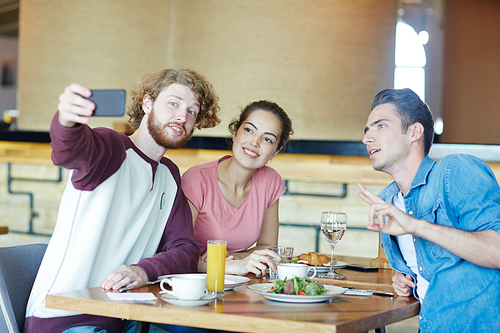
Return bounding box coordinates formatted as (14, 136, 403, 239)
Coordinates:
(320, 211, 347, 279)
(267, 246, 294, 281)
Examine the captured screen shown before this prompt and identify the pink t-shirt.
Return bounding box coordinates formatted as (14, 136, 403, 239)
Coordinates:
(181, 156, 286, 254)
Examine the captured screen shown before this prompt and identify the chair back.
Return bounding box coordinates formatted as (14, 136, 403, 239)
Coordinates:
(0, 243, 47, 333)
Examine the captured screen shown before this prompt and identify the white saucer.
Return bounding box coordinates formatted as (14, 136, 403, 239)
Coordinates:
(161, 294, 216, 306)
(158, 273, 250, 291)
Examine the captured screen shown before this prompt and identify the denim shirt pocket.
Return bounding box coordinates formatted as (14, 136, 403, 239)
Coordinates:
(419, 199, 449, 258)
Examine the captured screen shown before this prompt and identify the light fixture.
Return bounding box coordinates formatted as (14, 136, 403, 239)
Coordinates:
(418, 30, 429, 45)
(434, 117, 444, 135)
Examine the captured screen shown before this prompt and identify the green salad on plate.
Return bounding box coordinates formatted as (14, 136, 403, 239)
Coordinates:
(269, 277, 327, 296)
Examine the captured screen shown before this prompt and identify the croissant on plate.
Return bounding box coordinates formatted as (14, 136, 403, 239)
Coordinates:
(297, 252, 330, 266)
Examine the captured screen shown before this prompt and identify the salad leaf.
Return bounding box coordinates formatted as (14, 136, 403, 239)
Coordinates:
(293, 277, 302, 295)
(269, 277, 327, 295)
(304, 280, 325, 295)
(270, 279, 286, 294)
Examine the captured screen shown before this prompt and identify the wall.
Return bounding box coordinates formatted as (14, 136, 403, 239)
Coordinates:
(0, 160, 386, 258)
(17, 0, 397, 141)
(441, 0, 500, 144)
(0, 35, 17, 114)
(12, 0, 500, 143)
(17, 0, 174, 132)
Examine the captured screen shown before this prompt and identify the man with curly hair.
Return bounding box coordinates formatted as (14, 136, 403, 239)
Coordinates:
(25, 69, 221, 333)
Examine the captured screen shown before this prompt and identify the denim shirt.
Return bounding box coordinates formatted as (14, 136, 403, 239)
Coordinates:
(378, 155, 500, 333)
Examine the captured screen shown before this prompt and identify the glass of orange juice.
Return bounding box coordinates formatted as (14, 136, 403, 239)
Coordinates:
(207, 240, 227, 296)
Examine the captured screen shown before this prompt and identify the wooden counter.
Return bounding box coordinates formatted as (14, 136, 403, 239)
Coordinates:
(0, 140, 392, 185)
(0, 141, 53, 165)
(2, 140, 500, 185)
(166, 149, 393, 185)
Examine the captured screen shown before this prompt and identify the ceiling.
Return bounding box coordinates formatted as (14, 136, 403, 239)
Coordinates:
(0, 0, 18, 37)
(401, 0, 445, 22)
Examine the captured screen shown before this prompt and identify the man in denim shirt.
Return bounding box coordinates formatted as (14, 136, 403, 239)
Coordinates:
(357, 88, 500, 332)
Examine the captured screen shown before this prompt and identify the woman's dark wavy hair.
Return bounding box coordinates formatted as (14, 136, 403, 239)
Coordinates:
(127, 68, 221, 130)
(371, 88, 434, 155)
(228, 100, 293, 152)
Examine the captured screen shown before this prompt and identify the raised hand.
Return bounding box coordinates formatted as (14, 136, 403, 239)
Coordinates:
(357, 183, 418, 236)
(57, 83, 95, 127)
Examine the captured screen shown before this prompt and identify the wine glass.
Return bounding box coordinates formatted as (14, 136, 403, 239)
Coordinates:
(320, 211, 347, 279)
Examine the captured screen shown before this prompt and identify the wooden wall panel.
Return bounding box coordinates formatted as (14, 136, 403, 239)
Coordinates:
(17, 0, 397, 141)
(441, 0, 500, 144)
(17, 0, 172, 131)
(169, 0, 397, 140)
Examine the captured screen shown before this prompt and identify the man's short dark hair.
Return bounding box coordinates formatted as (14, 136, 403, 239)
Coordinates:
(372, 88, 434, 155)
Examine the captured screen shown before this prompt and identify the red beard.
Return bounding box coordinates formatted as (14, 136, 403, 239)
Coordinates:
(147, 108, 193, 149)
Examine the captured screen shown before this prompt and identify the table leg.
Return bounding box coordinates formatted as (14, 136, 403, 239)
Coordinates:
(135, 321, 150, 333)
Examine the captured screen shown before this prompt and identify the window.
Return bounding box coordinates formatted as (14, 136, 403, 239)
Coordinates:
(394, 21, 426, 101)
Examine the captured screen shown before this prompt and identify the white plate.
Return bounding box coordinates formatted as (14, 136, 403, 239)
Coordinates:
(157, 274, 250, 291)
(224, 275, 251, 290)
(248, 283, 345, 303)
(312, 266, 330, 274)
(330, 261, 348, 269)
(161, 294, 216, 306)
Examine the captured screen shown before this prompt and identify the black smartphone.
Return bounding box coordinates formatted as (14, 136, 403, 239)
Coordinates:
(344, 264, 379, 272)
(87, 89, 126, 117)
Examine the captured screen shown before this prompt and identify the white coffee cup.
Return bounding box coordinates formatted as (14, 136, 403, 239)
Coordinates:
(277, 263, 317, 280)
(160, 274, 207, 300)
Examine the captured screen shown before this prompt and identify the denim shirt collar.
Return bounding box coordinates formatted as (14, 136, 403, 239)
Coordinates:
(378, 156, 436, 200)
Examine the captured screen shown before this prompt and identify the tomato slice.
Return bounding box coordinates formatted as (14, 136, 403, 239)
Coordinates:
(298, 290, 306, 295)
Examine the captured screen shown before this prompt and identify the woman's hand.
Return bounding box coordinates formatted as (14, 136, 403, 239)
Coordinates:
(225, 249, 280, 276)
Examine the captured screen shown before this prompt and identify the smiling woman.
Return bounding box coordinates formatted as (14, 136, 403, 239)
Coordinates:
(181, 100, 294, 277)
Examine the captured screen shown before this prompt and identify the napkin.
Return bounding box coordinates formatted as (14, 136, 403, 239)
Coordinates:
(106, 292, 157, 301)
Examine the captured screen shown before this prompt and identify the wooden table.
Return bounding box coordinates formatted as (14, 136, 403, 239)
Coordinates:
(315, 255, 395, 292)
(46, 259, 419, 333)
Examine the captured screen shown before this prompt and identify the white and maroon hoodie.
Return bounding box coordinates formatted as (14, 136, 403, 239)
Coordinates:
(24, 113, 200, 333)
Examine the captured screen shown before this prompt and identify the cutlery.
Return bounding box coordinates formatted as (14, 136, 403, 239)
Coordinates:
(118, 279, 161, 293)
(345, 286, 394, 297)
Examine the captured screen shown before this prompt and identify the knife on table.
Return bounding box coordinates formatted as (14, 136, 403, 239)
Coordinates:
(344, 287, 394, 297)
(118, 279, 161, 293)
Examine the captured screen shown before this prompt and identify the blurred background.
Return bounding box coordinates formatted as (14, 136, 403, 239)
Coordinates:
(0, 0, 499, 257)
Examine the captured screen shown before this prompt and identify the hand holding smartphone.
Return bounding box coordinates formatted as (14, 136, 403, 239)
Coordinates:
(87, 89, 126, 117)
